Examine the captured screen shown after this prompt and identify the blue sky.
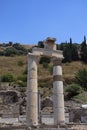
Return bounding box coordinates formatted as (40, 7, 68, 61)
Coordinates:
(0, 0, 87, 44)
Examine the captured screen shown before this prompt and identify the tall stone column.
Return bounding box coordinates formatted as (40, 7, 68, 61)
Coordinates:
(26, 53, 38, 127)
(53, 58, 65, 125)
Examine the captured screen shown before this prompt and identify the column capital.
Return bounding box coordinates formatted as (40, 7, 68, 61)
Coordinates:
(27, 53, 39, 58)
(27, 53, 39, 64)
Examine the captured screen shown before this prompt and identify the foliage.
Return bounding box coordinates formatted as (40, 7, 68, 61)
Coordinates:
(17, 60, 24, 66)
(75, 68, 87, 90)
(65, 83, 82, 99)
(59, 42, 67, 50)
(48, 65, 53, 74)
(4, 47, 18, 56)
(17, 75, 27, 82)
(0, 51, 4, 56)
(42, 62, 49, 68)
(3, 43, 28, 56)
(1, 73, 14, 82)
(17, 75, 27, 87)
(80, 36, 87, 63)
(13, 43, 25, 51)
(39, 56, 51, 64)
(63, 43, 72, 62)
(38, 41, 44, 48)
(71, 44, 79, 61)
(16, 80, 26, 87)
(23, 67, 28, 74)
(13, 43, 27, 55)
(62, 38, 79, 62)
(8, 41, 13, 46)
(73, 91, 87, 103)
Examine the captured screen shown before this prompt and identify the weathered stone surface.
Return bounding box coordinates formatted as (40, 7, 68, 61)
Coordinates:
(27, 38, 64, 127)
(41, 97, 53, 110)
(26, 54, 38, 127)
(53, 62, 65, 125)
(0, 90, 20, 118)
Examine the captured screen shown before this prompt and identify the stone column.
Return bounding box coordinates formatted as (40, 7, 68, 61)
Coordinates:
(53, 58, 65, 125)
(26, 53, 38, 127)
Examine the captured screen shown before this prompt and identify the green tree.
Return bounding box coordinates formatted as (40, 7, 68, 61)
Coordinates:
(38, 41, 44, 48)
(63, 38, 79, 62)
(80, 36, 87, 63)
(13, 43, 27, 55)
(70, 37, 72, 47)
(63, 43, 72, 62)
(59, 42, 67, 50)
(4, 47, 18, 56)
(39, 56, 51, 64)
(71, 44, 79, 61)
(8, 41, 13, 46)
(75, 68, 87, 90)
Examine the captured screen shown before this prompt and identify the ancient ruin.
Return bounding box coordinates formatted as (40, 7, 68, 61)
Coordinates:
(0, 90, 20, 118)
(0, 38, 87, 130)
(26, 37, 65, 128)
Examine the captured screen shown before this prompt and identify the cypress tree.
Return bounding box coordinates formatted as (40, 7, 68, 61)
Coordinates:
(80, 36, 87, 63)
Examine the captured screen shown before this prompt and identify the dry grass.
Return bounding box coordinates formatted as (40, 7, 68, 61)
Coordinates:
(1, 56, 87, 99)
(0, 55, 87, 81)
(63, 61, 87, 78)
(0, 56, 27, 78)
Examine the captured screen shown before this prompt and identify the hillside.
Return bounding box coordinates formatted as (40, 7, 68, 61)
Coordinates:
(0, 55, 87, 78)
(0, 55, 87, 103)
(0, 56, 27, 77)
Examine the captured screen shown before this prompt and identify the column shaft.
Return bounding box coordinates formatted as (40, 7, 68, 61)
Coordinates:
(53, 59, 65, 125)
(26, 54, 38, 127)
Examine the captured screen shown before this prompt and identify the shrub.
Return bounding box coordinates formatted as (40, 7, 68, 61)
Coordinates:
(16, 80, 26, 87)
(1, 73, 14, 82)
(17, 60, 24, 66)
(42, 62, 49, 68)
(65, 83, 82, 99)
(39, 56, 51, 64)
(4, 47, 18, 56)
(13, 43, 26, 51)
(75, 68, 87, 90)
(23, 67, 28, 74)
(17, 75, 27, 87)
(17, 75, 27, 82)
(48, 65, 53, 74)
(0, 51, 4, 56)
(13, 43, 27, 55)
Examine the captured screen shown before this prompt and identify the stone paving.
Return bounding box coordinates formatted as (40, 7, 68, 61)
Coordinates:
(0, 115, 54, 125)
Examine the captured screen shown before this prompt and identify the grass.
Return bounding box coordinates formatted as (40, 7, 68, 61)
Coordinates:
(0, 56, 87, 81)
(0, 56, 27, 78)
(73, 91, 87, 103)
(0, 56, 87, 99)
(62, 61, 87, 81)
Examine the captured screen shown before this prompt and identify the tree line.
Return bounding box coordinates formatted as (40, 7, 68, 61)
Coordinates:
(0, 42, 31, 56)
(0, 36, 87, 64)
(38, 36, 87, 63)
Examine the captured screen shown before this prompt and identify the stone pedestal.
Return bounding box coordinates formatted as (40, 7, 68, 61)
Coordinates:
(53, 59, 65, 125)
(26, 54, 38, 127)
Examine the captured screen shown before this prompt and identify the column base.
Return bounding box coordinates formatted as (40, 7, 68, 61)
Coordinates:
(27, 125, 40, 130)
